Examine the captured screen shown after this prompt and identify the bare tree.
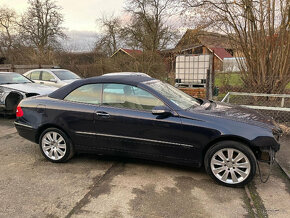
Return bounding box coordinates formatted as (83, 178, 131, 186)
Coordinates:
(18, 0, 66, 62)
(122, 0, 177, 51)
(181, 0, 290, 93)
(0, 7, 18, 62)
(95, 15, 123, 56)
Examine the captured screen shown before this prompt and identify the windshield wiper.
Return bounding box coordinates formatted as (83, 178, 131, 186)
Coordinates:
(195, 98, 204, 105)
(186, 104, 199, 110)
(186, 99, 205, 110)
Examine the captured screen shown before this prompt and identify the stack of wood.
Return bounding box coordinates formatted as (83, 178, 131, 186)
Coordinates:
(179, 88, 206, 99)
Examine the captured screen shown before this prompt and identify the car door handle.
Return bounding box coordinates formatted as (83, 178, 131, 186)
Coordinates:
(96, 111, 110, 117)
(40, 82, 44, 84)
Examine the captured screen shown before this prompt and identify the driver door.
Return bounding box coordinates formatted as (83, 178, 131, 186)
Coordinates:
(94, 83, 190, 161)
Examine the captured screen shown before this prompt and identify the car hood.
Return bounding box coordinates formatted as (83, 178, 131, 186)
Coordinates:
(0, 83, 57, 95)
(188, 101, 281, 130)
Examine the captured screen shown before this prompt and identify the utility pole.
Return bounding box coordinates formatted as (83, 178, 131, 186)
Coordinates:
(206, 54, 214, 100)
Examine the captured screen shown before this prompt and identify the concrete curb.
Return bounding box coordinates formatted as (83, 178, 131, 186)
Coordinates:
(275, 159, 290, 180)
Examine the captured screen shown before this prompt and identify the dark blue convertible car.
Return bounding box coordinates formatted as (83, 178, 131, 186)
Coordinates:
(15, 73, 282, 187)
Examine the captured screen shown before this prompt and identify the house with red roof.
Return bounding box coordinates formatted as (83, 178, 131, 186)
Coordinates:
(111, 48, 143, 58)
(111, 30, 235, 74)
(162, 29, 236, 72)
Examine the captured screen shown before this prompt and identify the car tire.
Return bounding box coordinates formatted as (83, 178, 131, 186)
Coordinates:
(204, 141, 256, 187)
(39, 128, 74, 163)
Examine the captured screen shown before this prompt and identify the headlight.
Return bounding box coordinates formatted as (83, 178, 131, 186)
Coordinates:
(0, 87, 6, 103)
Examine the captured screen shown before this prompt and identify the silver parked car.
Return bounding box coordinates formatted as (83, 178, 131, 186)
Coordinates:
(24, 69, 81, 88)
(0, 72, 57, 114)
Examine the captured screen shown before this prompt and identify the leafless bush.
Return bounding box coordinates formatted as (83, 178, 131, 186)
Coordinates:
(182, 0, 290, 94)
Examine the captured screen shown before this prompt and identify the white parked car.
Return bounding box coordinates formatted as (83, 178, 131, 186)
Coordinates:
(24, 69, 81, 88)
(0, 72, 57, 114)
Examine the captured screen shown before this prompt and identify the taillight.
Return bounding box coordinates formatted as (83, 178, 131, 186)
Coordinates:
(16, 105, 24, 117)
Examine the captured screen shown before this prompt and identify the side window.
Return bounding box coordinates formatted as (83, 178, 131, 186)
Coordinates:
(102, 84, 164, 111)
(25, 73, 31, 79)
(30, 71, 40, 80)
(42, 71, 54, 81)
(64, 84, 102, 105)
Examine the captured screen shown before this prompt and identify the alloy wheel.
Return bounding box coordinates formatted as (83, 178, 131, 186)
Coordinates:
(41, 131, 67, 160)
(210, 148, 251, 184)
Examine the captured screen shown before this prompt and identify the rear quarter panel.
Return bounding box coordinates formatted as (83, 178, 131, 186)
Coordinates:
(18, 96, 97, 147)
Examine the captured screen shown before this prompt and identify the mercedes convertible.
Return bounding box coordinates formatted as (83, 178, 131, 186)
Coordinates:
(14, 73, 282, 187)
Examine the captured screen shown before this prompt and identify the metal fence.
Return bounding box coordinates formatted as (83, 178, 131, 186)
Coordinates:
(214, 73, 290, 127)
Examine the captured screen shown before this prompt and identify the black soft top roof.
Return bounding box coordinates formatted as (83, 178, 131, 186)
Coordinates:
(49, 74, 155, 99)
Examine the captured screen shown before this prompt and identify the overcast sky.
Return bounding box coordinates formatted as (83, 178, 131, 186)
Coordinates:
(1, 0, 185, 51)
(1, 0, 127, 51)
(1, 0, 126, 32)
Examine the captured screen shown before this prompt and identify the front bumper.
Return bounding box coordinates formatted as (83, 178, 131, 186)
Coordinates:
(252, 135, 280, 152)
(0, 104, 14, 115)
(14, 121, 38, 143)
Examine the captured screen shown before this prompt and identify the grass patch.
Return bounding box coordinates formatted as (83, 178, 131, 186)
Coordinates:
(246, 182, 268, 218)
(215, 73, 290, 90)
(215, 73, 243, 87)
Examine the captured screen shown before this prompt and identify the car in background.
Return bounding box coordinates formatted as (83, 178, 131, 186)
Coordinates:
(14, 73, 282, 187)
(24, 69, 80, 88)
(102, 72, 151, 77)
(0, 72, 57, 114)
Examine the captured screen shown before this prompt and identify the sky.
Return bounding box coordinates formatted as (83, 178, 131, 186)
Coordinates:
(1, 0, 126, 51)
(1, 0, 126, 32)
(0, 0, 186, 51)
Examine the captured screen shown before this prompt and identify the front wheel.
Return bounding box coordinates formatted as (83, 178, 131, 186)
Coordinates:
(204, 141, 256, 187)
(39, 128, 74, 163)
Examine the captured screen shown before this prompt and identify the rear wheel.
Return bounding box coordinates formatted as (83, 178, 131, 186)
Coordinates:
(39, 128, 74, 163)
(204, 141, 256, 187)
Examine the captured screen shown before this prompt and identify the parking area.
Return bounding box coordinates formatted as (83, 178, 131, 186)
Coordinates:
(0, 116, 289, 218)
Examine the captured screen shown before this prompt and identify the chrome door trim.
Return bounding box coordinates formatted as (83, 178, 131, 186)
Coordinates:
(75, 131, 195, 148)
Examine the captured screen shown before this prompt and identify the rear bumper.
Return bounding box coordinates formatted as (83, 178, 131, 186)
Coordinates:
(14, 121, 38, 143)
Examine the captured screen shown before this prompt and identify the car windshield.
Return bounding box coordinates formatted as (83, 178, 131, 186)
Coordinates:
(52, 70, 80, 80)
(145, 80, 201, 109)
(0, 73, 32, 85)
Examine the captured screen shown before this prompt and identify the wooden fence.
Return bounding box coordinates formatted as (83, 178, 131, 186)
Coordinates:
(0, 64, 56, 74)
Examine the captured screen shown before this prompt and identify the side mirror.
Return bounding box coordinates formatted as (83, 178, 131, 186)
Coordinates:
(49, 78, 57, 83)
(152, 106, 172, 116)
